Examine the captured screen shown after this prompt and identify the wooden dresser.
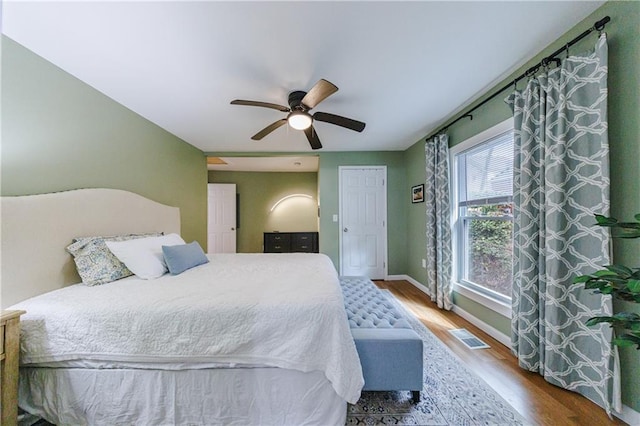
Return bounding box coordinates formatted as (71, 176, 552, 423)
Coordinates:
(1, 310, 25, 426)
(264, 232, 319, 253)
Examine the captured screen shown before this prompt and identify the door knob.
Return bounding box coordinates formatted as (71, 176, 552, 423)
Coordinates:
(343, 228, 348, 232)
(231, 227, 235, 231)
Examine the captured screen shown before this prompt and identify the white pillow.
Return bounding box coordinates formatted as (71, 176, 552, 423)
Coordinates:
(105, 233, 186, 279)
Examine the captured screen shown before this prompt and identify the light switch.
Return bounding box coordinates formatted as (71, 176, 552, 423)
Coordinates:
(332, 214, 338, 222)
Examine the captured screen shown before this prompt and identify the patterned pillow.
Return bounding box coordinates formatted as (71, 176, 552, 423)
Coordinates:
(66, 233, 162, 286)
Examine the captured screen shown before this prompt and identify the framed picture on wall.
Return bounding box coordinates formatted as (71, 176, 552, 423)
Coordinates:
(412, 184, 424, 203)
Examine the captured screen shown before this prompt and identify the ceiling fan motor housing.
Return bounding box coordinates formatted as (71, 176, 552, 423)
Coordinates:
(288, 91, 308, 110)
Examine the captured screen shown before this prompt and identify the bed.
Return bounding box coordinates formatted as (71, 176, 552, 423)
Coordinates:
(1, 188, 363, 425)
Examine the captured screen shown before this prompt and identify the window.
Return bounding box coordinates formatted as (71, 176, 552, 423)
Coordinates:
(451, 119, 514, 314)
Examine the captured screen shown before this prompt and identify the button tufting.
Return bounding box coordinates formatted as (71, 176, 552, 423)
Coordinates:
(340, 276, 411, 330)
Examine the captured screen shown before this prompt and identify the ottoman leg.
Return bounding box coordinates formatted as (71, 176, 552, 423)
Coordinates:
(412, 390, 421, 403)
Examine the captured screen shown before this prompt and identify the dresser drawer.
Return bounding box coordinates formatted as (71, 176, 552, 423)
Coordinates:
(291, 233, 317, 253)
(264, 233, 291, 253)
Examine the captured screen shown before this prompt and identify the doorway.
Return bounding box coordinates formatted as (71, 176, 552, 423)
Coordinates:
(339, 166, 387, 279)
(207, 183, 237, 253)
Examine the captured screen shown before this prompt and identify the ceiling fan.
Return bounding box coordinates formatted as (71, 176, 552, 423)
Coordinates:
(230, 79, 366, 150)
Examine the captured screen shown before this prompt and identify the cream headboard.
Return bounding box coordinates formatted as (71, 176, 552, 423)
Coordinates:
(0, 188, 181, 308)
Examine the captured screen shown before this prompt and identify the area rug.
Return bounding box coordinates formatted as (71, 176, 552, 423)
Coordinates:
(346, 290, 529, 426)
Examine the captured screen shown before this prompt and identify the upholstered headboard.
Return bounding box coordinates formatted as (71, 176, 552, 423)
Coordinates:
(0, 188, 180, 308)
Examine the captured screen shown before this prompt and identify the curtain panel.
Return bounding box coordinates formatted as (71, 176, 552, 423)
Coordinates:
(425, 134, 453, 310)
(506, 34, 620, 414)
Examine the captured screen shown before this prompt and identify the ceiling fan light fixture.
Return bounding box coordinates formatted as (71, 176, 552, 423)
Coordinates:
(287, 111, 312, 130)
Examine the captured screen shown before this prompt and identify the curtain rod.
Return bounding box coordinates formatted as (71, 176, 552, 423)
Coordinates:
(427, 16, 610, 140)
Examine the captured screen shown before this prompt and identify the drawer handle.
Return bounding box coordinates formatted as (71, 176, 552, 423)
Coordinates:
(274, 246, 281, 249)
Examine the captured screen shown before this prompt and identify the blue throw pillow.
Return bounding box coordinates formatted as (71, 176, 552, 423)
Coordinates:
(162, 241, 209, 275)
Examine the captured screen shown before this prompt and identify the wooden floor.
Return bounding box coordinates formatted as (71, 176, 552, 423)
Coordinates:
(374, 279, 627, 426)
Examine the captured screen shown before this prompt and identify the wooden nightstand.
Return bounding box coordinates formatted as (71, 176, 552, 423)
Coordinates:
(1, 310, 25, 426)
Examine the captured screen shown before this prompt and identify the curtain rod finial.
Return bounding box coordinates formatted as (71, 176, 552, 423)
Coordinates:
(595, 16, 610, 31)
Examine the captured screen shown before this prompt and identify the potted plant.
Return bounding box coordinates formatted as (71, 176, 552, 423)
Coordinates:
(574, 214, 640, 349)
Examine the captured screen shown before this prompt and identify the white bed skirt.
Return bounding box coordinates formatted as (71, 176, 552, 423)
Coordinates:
(19, 367, 347, 426)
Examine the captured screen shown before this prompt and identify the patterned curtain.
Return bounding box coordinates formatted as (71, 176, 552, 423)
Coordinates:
(506, 34, 620, 414)
(425, 134, 452, 310)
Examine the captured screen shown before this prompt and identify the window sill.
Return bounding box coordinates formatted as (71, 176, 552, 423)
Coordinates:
(452, 282, 512, 318)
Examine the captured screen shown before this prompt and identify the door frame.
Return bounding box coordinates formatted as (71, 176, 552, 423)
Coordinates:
(207, 183, 237, 253)
(338, 166, 388, 278)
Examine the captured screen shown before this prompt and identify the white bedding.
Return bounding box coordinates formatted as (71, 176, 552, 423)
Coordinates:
(11, 253, 364, 404)
(20, 367, 347, 425)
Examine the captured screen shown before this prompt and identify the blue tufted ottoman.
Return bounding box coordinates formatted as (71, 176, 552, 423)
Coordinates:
(339, 276, 423, 402)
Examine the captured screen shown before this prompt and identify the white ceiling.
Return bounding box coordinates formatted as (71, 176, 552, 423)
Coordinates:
(2, 1, 605, 153)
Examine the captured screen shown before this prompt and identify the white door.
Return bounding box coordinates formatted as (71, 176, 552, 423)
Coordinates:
(207, 183, 237, 253)
(339, 167, 387, 279)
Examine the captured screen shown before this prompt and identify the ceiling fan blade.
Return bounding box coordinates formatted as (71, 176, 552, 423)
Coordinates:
(251, 119, 287, 140)
(303, 126, 323, 150)
(231, 100, 290, 112)
(313, 112, 366, 132)
(301, 79, 338, 109)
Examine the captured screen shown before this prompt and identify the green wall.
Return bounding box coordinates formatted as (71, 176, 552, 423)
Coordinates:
(207, 151, 409, 275)
(404, 141, 429, 284)
(318, 152, 407, 275)
(404, 0, 640, 412)
(208, 171, 318, 253)
(1, 36, 207, 246)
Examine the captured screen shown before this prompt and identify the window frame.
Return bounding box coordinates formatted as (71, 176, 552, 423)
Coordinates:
(449, 117, 514, 318)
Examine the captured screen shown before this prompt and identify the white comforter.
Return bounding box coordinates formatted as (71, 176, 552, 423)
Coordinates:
(11, 253, 364, 403)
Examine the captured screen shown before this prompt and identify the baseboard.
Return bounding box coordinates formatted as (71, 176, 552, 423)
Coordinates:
(386, 274, 429, 294)
(451, 305, 511, 347)
(395, 274, 511, 347)
(615, 404, 640, 425)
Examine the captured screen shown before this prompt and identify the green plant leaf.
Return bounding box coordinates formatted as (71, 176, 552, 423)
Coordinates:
(578, 213, 639, 348)
(627, 280, 640, 293)
(594, 270, 618, 277)
(585, 313, 640, 328)
(594, 214, 617, 226)
(605, 264, 634, 276)
(616, 222, 640, 229)
(615, 229, 640, 238)
(583, 280, 603, 290)
(612, 338, 637, 347)
(613, 333, 640, 350)
(612, 312, 640, 322)
(586, 316, 615, 326)
(609, 277, 632, 283)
